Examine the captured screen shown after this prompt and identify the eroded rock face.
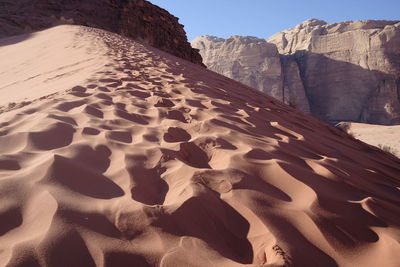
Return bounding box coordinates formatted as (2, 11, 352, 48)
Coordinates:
(281, 56, 311, 114)
(0, 0, 203, 66)
(194, 19, 400, 124)
(269, 19, 400, 124)
(192, 36, 311, 114)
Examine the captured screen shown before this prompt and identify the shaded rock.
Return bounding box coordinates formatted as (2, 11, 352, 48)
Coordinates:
(192, 35, 310, 114)
(269, 19, 400, 124)
(194, 19, 400, 124)
(0, 0, 203, 66)
(281, 56, 310, 113)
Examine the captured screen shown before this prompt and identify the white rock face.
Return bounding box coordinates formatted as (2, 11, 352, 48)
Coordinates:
(269, 19, 400, 124)
(193, 19, 400, 125)
(192, 35, 311, 114)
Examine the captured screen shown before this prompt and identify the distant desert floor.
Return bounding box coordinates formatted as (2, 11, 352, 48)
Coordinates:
(0, 26, 399, 267)
(341, 122, 400, 158)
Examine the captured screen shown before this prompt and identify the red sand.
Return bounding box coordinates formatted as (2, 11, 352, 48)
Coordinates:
(0, 26, 399, 267)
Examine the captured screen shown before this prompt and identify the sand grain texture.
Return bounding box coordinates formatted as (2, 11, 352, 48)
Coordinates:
(0, 26, 399, 267)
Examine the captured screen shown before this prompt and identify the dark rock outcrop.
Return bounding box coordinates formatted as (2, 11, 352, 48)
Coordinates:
(0, 0, 203, 66)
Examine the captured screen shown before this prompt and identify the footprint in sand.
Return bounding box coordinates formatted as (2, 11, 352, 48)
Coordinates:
(155, 98, 175, 108)
(163, 127, 191, 143)
(115, 110, 149, 125)
(82, 127, 100, 135)
(128, 90, 151, 99)
(166, 110, 191, 123)
(176, 142, 211, 169)
(29, 122, 75, 150)
(56, 100, 87, 112)
(95, 93, 113, 101)
(186, 99, 208, 109)
(0, 159, 21, 171)
(45, 152, 124, 199)
(84, 105, 104, 118)
(106, 131, 133, 144)
(0, 206, 22, 236)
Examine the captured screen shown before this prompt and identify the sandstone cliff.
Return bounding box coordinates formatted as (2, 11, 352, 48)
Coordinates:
(193, 19, 400, 124)
(269, 19, 400, 124)
(0, 0, 203, 65)
(192, 36, 311, 114)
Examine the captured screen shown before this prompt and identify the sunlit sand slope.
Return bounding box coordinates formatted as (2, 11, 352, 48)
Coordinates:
(0, 26, 399, 267)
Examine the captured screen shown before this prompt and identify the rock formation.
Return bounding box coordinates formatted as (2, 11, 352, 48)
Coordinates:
(192, 36, 311, 114)
(193, 19, 400, 124)
(0, 0, 203, 66)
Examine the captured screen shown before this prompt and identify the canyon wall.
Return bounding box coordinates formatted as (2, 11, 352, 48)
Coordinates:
(193, 19, 400, 124)
(191, 36, 310, 114)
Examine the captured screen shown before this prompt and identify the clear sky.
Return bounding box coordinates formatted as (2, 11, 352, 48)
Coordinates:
(148, 0, 399, 41)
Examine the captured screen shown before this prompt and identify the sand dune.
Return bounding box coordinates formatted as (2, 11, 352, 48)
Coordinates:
(0, 26, 110, 107)
(337, 122, 400, 158)
(0, 25, 399, 267)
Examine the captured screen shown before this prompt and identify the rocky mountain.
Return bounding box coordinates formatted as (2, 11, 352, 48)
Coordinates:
(192, 19, 400, 124)
(0, 0, 203, 66)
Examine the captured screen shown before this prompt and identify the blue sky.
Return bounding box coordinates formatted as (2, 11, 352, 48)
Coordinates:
(149, 0, 399, 41)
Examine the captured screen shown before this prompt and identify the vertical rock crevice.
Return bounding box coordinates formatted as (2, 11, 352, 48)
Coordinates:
(192, 35, 311, 114)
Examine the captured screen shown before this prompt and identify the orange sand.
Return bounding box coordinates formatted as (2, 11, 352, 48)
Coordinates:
(0, 26, 399, 267)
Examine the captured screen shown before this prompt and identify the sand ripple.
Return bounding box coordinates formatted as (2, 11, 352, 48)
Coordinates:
(0, 26, 399, 267)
